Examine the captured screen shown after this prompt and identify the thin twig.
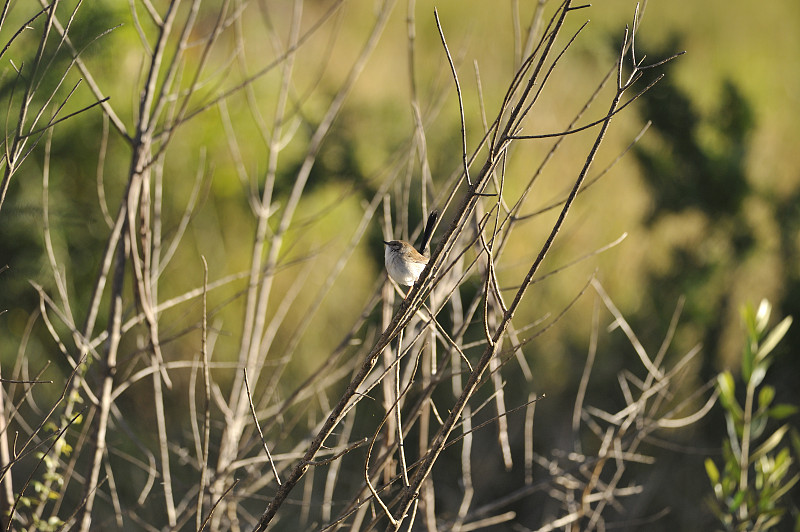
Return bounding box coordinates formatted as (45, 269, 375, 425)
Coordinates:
(243, 369, 281, 485)
(434, 8, 470, 186)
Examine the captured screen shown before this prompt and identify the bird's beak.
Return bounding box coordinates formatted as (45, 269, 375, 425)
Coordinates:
(383, 240, 391, 245)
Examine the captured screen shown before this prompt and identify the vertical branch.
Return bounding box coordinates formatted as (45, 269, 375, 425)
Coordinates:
(150, 345, 176, 525)
(381, 196, 398, 486)
(196, 256, 211, 530)
(0, 372, 13, 528)
(451, 333, 474, 532)
(417, 341, 435, 531)
(78, 222, 126, 532)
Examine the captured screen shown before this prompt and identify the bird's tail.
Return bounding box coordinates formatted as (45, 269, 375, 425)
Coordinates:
(418, 210, 438, 255)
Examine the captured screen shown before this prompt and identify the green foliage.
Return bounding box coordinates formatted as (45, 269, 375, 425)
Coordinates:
(628, 40, 760, 367)
(706, 299, 799, 531)
(7, 394, 81, 530)
(634, 37, 754, 221)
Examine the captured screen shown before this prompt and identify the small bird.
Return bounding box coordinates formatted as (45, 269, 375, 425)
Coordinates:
(384, 210, 439, 286)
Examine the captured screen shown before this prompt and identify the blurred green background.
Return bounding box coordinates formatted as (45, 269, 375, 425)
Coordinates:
(0, 0, 798, 529)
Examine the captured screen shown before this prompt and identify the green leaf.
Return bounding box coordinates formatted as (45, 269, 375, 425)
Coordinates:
(755, 299, 771, 334)
(751, 415, 769, 441)
(722, 474, 738, 498)
(758, 386, 775, 410)
(768, 404, 799, 420)
(767, 449, 792, 485)
(755, 316, 792, 363)
(791, 430, 800, 458)
(751, 363, 768, 388)
(751, 424, 789, 463)
(718, 372, 738, 410)
(743, 337, 755, 382)
(706, 458, 721, 485)
(742, 301, 757, 336)
(731, 489, 746, 511)
(61, 441, 73, 456)
(725, 414, 743, 456)
(47, 517, 65, 527)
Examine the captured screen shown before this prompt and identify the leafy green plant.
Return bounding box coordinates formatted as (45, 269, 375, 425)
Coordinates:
(706, 299, 799, 531)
